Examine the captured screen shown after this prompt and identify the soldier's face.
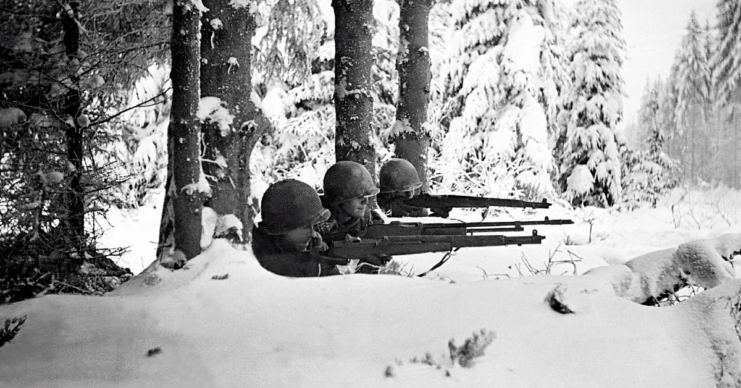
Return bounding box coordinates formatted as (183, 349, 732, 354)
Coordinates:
(283, 226, 319, 251)
(340, 196, 369, 219)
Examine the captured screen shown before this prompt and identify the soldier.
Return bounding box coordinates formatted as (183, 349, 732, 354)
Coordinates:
(321, 161, 389, 273)
(321, 161, 381, 238)
(252, 179, 341, 277)
(377, 158, 451, 218)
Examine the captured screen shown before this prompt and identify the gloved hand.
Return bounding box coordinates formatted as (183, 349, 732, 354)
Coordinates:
(429, 206, 453, 218)
(307, 236, 329, 253)
(390, 200, 429, 217)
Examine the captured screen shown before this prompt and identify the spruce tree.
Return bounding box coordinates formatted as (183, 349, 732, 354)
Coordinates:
(673, 11, 711, 183)
(255, 0, 399, 186)
(712, 0, 741, 106)
(436, 0, 565, 197)
(333, 0, 376, 179)
(558, 0, 625, 207)
(200, 0, 264, 242)
(711, 0, 741, 187)
(169, 0, 203, 260)
(389, 0, 433, 190)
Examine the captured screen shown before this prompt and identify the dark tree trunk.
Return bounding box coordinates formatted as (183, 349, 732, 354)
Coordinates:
(200, 0, 264, 242)
(333, 0, 376, 179)
(393, 0, 432, 190)
(60, 2, 84, 266)
(169, 0, 203, 259)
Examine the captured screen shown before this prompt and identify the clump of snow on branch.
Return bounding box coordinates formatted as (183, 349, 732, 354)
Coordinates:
(383, 118, 414, 139)
(197, 96, 234, 136)
(186, 0, 209, 13)
(181, 168, 212, 197)
(230, 0, 257, 13)
(209, 18, 222, 30)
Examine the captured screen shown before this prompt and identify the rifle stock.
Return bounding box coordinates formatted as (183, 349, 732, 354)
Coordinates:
(403, 194, 551, 210)
(324, 232, 545, 259)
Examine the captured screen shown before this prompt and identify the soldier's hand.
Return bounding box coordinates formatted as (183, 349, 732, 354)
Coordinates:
(390, 201, 429, 217)
(307, 236, 329, 253)
(430, 206, 452, 218)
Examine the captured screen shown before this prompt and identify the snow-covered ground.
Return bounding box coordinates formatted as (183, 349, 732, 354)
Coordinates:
(1, 188, 740, 387)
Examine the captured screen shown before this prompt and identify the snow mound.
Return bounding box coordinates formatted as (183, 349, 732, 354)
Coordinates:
(1, 237, 740, 388)
(588, 234, 740, 303)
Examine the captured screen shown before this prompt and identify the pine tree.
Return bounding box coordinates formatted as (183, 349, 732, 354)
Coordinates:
(199, 0, 265, 242)
(436, 0, 566, 198)
(333, 0, 376, 178)
(0, 0, 169, 285)
(169, 0, 204, 260)
(712, 0, 741, 106)
(255, 0, 399, 187)
(388, 0, 433, 189)
(711, 0, 741, 188)
(558, 0, 625, 207)
(621, 77, 678, 208)
(673, 11, 711, 183)
(660, 65, 682, 168)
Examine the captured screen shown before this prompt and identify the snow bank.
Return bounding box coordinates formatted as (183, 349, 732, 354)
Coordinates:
(1, 239, 740, 388)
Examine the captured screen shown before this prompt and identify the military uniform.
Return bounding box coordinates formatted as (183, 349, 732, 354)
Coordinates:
(252, 179, 340, 278)
(251, 225, 339, 277)
(321, 161, 389, 273)
(378, 158, 450, 218)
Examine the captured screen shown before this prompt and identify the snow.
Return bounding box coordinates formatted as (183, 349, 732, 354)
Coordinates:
(196, 96, 235, 136)
(502, 10, 545, 76)
(209, 18, 222, 30)
(565, 169, 590, 209)
(1, 189, 741, 387)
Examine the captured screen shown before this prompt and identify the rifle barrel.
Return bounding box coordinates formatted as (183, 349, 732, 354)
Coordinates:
(360, 219, 573, 239)
(404, 194, 551, 209)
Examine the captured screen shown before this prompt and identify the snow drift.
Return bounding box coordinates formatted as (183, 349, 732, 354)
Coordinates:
(1, 236, 740, 388)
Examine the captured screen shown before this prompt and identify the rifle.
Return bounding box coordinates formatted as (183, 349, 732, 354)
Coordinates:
(319, 218, 572, 274)
(319, 217, 573, 241)
(401, 193, 551, 210)
(323, 231, 546, 260)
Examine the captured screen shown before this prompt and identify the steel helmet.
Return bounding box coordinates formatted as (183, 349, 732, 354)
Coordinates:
(260, 179, 330, 235)
(323, 161, 380, 205)
(379, 158, 422, 194)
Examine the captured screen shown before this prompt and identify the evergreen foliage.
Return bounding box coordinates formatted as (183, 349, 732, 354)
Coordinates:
(620, 79, 679, 209)
(672, 12, 712, 183)
(711, 0, 741, 106)
(253, 0, 398, 189)
(432, 0, 565, 199)
(710, 0, 741, 188)
(557, 0, 625, 207)
(0, 0, 168, 299)
(635, 6, 741, 190)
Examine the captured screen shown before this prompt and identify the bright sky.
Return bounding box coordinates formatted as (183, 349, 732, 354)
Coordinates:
(620, 0, 718, 127)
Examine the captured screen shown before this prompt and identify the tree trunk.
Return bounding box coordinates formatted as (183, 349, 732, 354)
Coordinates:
(393, 0, 432, 191)
(332, 0, 376, 179)
(60, 2, 85, 266)
(169, 0, 203, 260)
(200, 0, 264, 242)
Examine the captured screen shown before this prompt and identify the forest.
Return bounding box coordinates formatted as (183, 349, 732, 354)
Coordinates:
(0, 0, 739, 298)
(1, 1, 741, 387)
